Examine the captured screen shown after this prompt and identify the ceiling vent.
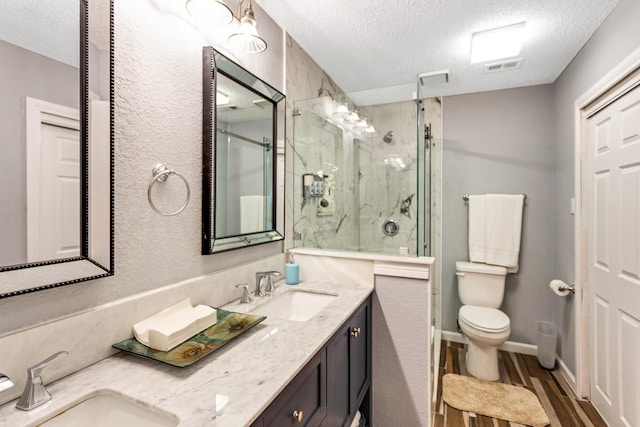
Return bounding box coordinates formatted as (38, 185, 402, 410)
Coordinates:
(483, 58, 522, 73)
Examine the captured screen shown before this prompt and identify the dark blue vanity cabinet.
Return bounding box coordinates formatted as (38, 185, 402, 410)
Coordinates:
(251, 296, 372, 427)
(325, 296, 371, 427)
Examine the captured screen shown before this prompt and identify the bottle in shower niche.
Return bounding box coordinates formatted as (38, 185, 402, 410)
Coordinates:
(285, 252, 299, 285)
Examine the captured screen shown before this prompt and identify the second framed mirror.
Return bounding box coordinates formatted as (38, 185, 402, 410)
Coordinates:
(202, 47, 284, 254)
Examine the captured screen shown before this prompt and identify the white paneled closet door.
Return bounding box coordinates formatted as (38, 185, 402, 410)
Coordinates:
(587, 83, 640, 427)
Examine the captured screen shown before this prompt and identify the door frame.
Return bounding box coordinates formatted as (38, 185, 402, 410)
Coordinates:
(25, 97, 80, 262)
(574, 46, 640, 398)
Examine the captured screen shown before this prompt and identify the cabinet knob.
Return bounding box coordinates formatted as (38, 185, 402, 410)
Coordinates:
(292, 410, 304, 423)
(351, 327, 361, 338)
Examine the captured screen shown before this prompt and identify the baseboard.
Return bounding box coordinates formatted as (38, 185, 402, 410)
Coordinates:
(557, 357, 578, 395)
(441, 331, 537, 356)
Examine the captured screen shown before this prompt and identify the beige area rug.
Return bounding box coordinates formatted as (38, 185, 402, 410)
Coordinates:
(442, 373, 550, 427)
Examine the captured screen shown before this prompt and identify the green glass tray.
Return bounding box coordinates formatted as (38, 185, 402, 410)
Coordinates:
(113, 308, 266, 368)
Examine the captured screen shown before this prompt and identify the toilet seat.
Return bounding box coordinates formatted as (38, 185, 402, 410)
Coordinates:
(459, 305, 510, 334)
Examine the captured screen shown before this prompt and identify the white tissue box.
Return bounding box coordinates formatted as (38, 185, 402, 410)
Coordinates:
(133, 298, 217, 352)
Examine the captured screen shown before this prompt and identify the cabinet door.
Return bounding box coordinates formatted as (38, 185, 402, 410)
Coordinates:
(325, 323, 350, 427)
(263, 349, 327, 427)
(349, 298, 371, 413)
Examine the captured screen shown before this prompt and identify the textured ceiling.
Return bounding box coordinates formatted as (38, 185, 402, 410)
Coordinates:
(0, 0, 79, 67)
(255, 0, 619, 105)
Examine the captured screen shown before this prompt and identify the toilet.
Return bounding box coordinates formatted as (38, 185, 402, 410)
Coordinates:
(456, 261, 510, 381)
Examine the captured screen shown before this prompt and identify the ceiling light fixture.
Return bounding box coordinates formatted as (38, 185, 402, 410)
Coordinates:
(185, 0, 267, 54)
(228, 0, 267, 54)
(470, 22, 526, 63)
(185, 0, 233, 26)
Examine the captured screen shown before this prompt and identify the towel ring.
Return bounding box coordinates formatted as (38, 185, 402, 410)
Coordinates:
(148, 163, 190, 216)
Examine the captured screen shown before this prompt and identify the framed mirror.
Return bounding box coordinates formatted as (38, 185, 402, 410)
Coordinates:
(202, 47, 284, 254)
(0, 0, 113, 298)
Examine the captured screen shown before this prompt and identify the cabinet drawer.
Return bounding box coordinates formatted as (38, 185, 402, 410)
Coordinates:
(263, 349, 327, 427)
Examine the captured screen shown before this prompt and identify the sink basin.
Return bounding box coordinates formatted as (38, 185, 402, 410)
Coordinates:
(36, 390, 179, 427)
(252, 289, 337, 322)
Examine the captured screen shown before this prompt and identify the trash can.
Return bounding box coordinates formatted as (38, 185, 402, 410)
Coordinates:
(536, 321, 557, 369)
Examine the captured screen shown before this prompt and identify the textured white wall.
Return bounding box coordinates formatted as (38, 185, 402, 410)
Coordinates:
(0, 0, 285, 335)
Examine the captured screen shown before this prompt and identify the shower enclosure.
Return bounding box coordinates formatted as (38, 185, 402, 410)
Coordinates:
(292, 96, 430, 256)
(292, 89, 444, 421)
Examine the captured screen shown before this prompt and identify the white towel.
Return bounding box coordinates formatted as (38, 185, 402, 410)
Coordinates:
(240, 195, 265, 233)
(468, 195, 487, 263)
(485, 194, 524, 272)
(468, 194, 524, 272)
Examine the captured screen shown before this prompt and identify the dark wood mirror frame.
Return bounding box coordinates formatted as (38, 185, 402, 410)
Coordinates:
(0, 0, 114, 298)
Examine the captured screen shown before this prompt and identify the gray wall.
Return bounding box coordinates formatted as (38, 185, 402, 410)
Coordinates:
(0, 0, 285, 334)
(441, 85, 556, 346)
(550, 0, 640, 373)
(0, 41, 78, 267)
(441, 0, 640, 376)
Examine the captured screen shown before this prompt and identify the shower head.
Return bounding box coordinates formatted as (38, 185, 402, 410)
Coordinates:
(383, 131, 394, 143)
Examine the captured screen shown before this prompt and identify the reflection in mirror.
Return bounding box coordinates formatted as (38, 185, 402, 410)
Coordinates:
(203, 47, 284, 254)
(0, 0, 113, 298)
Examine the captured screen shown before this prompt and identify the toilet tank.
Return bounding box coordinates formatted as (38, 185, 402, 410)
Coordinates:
(456, 261, 507, 308)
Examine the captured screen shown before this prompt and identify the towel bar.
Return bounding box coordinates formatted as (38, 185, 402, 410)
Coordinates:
(462, 193, 526, 201)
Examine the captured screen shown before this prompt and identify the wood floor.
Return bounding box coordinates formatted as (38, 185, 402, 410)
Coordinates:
(432, 340, 607, 427)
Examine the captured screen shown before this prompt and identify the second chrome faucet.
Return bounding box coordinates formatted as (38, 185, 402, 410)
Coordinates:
(254, 271, 282, 298)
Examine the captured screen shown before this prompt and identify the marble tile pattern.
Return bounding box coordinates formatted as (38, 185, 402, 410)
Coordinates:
(292, 97, 360, 251)
(284, 35, 354, 251)
(0, 254, 285, 408)
(358, 100, 420, 255)
(0, 279, 374, 427)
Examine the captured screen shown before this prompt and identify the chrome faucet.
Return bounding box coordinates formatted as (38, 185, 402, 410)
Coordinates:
(0, 373, 13, 393)
(236, 283, 252, 303)
(16, 351, 68, 411)
(254, 271, 282, 297)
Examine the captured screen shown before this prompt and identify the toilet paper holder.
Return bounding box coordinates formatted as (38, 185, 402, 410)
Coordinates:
(558, 284, 575, 294)
(550, 279, 575, 296)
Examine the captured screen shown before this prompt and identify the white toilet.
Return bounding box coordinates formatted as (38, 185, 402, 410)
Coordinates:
(456, 261, 510, 381)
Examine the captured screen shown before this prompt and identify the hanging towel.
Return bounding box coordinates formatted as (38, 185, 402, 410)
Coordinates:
(240, 195, 265, 233)
(468, 195, 487, 263)
(484, 194, 524, 272)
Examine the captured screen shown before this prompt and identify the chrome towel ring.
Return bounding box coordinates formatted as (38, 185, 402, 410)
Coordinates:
(147, 163, 190, 216)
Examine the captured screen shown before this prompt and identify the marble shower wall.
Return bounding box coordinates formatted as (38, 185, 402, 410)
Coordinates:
(284, 35, 357, 251)
(358, 101, 419, 255)
(285, 37, 423, 255)
(292, 97, 360, 250)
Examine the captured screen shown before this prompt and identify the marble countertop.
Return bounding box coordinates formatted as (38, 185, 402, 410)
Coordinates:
(0, 280, 373, 427)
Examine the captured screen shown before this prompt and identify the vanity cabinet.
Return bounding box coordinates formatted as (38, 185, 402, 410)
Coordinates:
(260, 349, 327, 427)
(325, 297, 371, 427)
(251, 296, 372, 427)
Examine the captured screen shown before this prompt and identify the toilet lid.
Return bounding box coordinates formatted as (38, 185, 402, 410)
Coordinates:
(459, 305, 510, 332)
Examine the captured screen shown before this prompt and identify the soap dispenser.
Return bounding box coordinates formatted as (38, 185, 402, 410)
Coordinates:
(285, 251, 299, 285)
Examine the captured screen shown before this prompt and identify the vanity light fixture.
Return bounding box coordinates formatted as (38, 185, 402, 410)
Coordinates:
(186, 0, 267, 54)
(471, 22, 526, 63)
(227, 0, 267, 54)
(185, 0, 234, 26)
(331, 103, 350, 120)
(330, 103, 376, 136)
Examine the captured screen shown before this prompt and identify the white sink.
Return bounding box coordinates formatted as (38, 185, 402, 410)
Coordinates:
(251, 289, 338, 322)
(35, 390, 179, 427)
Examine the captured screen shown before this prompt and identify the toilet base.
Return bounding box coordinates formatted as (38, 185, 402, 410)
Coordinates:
(465, 339, 500, 381)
